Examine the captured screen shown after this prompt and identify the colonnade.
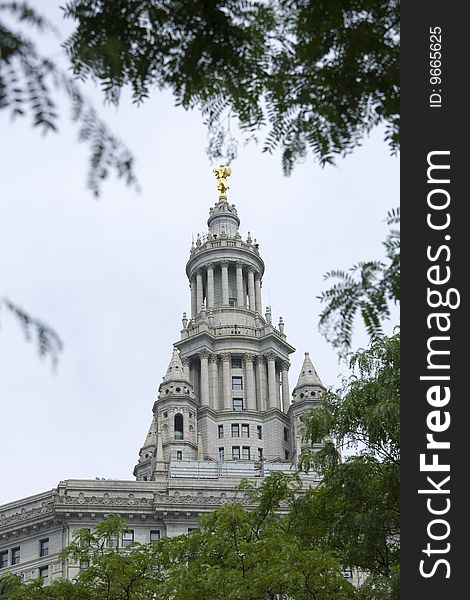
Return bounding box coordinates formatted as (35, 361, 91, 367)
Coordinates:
(184, 352, 291, 413)
(190, 261, 262, 317)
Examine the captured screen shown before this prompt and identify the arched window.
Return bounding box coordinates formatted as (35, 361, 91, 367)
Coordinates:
(174, 413, 183, 440)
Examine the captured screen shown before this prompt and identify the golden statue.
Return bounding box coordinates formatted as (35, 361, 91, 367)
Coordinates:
(213, 164, 232, 199)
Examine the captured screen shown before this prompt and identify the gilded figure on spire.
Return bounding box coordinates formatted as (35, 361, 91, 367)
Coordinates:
(213, 164, 232, 200)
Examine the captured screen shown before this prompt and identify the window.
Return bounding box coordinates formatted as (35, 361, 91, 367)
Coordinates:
(219, 447, 225, 461)
(11, 547, 20, 565)
(80, 560, 89, 570)
(342, 567, 353, 579)
(122, 530, 134, 548)
(188, 527, 197, 533)
(176, 450, 183, 461)
(257, 425, 262, 439)
(150, 530, 161, 542)
(218, 425, 224, 439)
(231, 358, 242, 369)
(283, 427, 289, 442)
(242, 446, 250, 460)
(228, 298, 236, 307)
(231, 424, 240, 437)
(39, 538, 49, 557)
(39, 566, 49, 585)
(285, 450, 290, 460)
(174, 413, 184, 440)
(258, 448, 263, 461)
(232, 446, 240, 460)
(232, 376, 243, 390)
(0, 551, 8, 569)
(232, 398, 244, 411)
(241, 424, 249, 437)
(108, 534, 119, 548)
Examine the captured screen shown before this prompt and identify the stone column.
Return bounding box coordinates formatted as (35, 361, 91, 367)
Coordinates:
(267, 352, 278, 410)
(244, 353, 256, 411)
(247, 268, 256, 311)
(281, 361, 290, 413)
(206, 264, 215, 309)
(255, 356, 267, 411)
(196, 270, 204, 313)
(275, 366, 281, 409)
(190, 277, 197, 319)
(199, 350, 210, 407)
(209, 353, 219, 410)
(221, 261, 229, 306)
(236, 262, 244, 307)
(221, 353, 231, 410)
(255, 274, 262, 314)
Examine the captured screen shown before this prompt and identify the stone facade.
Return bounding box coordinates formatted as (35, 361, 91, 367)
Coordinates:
(0, 178, 327, 585)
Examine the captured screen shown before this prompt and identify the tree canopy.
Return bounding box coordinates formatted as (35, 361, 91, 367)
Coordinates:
(0, 477, 357, 600)
(63, 0, 399, 171)
(0, 1, 138, 196)
(317, 207, 399, 356)
(298, 211, 400, 599)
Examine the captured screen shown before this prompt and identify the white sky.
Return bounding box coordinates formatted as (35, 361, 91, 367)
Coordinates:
(0, 3, 399, 505)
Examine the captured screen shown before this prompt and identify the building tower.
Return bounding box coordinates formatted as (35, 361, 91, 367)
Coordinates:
(134, 166, 324, 480)
(0, 166, 327, 585)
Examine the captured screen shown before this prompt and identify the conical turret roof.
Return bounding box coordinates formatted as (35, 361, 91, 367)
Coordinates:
(294, 352, 324, 390)
(162, 348, 191, 385)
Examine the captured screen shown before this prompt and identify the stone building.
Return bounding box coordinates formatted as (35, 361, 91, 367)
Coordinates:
(0, 167, 326, 585)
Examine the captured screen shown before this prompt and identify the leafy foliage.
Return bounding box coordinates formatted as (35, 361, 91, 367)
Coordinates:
(299, 332, 400, 598)
(0, 477, 357, 599)
(63, 0, 399, 171)
(0, 297, 63, 365)
(0, 2, 138, 196)
(318, 208, 399, 355)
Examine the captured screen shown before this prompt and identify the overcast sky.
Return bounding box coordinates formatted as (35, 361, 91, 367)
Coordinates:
(0, 3, 399, 506)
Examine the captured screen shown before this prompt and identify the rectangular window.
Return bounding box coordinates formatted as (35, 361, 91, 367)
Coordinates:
(0, 551, 8, 569)
(231, 423, 239, 437)
(80, 560, 89, 570)
(176, 450, 183, 461)
(232, 398, 244, 411)
(188, 527, 197, 533)
(228, 298, 236, 307)
(342, 567, 353, 579)
(232, 446, 240, 460)
(150, 530, 161, 542)
(122, 531, 134, 548)
(39, 538, 49, 557)
(283, 427, 289, 442)
(231, 358, 242, 369)
(218, 425, 224, 439)
(11, 547, 20, 565)
(285, 450, 290, 460)
(242, 446, 250, 460)
(108, 534, 119, 548)
(257, 425, 262, 439)
(241, 424, 249, 437)
(39, 566, 48, 585)
(258, 448, 263, 461)
(219, 447, 225, 461)
(232, 376, 243, 390)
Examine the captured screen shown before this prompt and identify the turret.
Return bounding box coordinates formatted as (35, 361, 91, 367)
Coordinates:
(134, 348, 199, 479)
(288, 352, 325, 462)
